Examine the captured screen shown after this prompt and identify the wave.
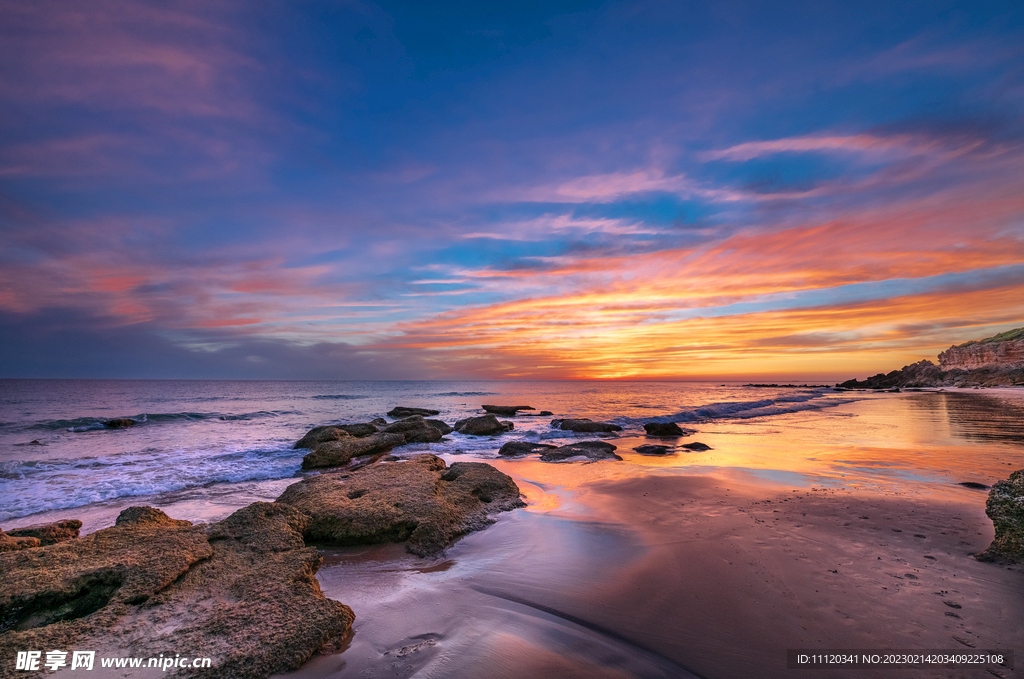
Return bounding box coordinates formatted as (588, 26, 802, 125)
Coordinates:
(617, 391, 862, 425)
(312, 394, 371, 400)
(12, 410, 298, 433)
(430, 391, 497, 397)
(0, 444, 302, 523)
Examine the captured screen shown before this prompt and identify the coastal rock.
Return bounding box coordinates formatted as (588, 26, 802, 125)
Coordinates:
(104, 418, 135, 429)
(302, 432, 406, 469)
(839, 328, 1024, 388)
(539, 440, 621, 463)
(518, 410, 554, 417)
(551, 418, 623, 433)
(482, 405, 535, 417)
(294, 425, 350, 450)
(498, 441, 558, 457)
(975, 469, 1024, 564)
(643, 422, 690, 437)
(0, 504, 354, 679)
(383, 415, 444, 443)
(634, 444, 672, 455)
(454, 414, 514, 436)
(0, 532, 40, 552)
(388, 406, 440, 418)
(5, 519, 82, 545)
(337, 419, 387, 437)
(276, 454, 524, 557)
(680, 442, 712, 451)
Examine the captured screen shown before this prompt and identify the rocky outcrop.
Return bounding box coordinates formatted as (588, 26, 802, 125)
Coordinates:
(383, 415, 445, 443)
(643, 422, 692, 437)
(301, 432, 406, 469)
(539, 440, 621, 463)
(975, 469, 1024, 564)
(482, 405, 534, 416)
(551, 418, 622, 433)
(498, 441, 558, 457)
(4, 519, 81, 545)
(294, 420, 390, 449)
(0, 532, 40, 552)
(388, 407, 440, 418)
(0, 505, 354, 679)
(839, 328, 1024, 388)
(939, 330, 1024, 370)
(454, 414, 514, 436)
(276, 454, 524, 557)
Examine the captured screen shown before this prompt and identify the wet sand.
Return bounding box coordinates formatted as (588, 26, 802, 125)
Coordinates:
(277, 454, 1021, 679)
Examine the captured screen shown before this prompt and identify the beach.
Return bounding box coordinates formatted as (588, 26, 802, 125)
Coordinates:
(2, 382, 1022, 678)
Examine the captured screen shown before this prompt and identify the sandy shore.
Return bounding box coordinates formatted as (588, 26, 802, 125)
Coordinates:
(277, 456, 1021, 679)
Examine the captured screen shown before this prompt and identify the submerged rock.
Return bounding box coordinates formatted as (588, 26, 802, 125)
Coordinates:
(276, 454, 524, 557)
(104, 418, 136, 429)
(975, 469, 1024, 564)
(0, 504, 354, 679)
(680, 442, 712, 451)
(539, 440, 621, 462)
(643, 422, 690, 437)
(5, 519, 82, 545)
(454, 414, 514, 436)
(482, 405, 535, 417)
(551, 418, 622, 433)
(634, 444, 672, 455)
(498, 441, 558, 456)
(302, 432, 406, 469)
(388, 406, 440, 418)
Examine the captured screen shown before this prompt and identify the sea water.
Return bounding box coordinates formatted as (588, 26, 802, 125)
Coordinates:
(1, 379, 1022, 527)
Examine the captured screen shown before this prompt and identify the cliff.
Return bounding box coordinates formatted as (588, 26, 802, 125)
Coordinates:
(839, 327, 1024, 389)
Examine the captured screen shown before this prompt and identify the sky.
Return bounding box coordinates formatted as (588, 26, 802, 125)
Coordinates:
(1, 0, 1022, 381)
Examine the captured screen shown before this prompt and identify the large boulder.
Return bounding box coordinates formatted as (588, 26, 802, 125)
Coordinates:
(643, 422, 691, 437)
(277, 454, 524, 557)
(383, 415, 445, 443)
(0, 504, 354, 679)
(5, 519, 82, 545)
(539, 440, 621, 463)
(976, 469, 1024, 563)
(454, 414, 514, 436)
(301, 432, 406, 469)
(498, 441, 558, 457)
(388, 406, 440, 418)
(551, 418, 622, 433)
(482, 405, 534, 417)
(294, 425, 350, 450)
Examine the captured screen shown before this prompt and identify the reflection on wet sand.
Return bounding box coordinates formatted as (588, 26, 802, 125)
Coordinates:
(276, 393, 1024, 679)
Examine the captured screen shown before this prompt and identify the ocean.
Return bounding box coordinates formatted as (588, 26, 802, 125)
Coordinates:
(1, 379, 1022, 528)
(3, 379, 1024, 678)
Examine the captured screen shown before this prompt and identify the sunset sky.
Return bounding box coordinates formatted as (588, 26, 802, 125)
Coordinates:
(1, 0, 1022, 380)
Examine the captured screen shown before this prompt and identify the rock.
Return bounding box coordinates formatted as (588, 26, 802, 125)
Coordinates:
(104, 418, 135, 429)
(0, 504, 354, 679)
(388, 407, 440, 418)
(643, 422, 690, 437)
(551, 418, 622, 433)
(5, 519, 82, 545)
(680, 442, 712, 451)
(276, 454, 524, 557)
(539, 440, 621, 462)
(384, 415, 444, 443)
(482, 405, 535, 417)
(0, 532, 40, 552)
(958, 481, 990, 490)
(337, 421, 383, 437)
(498, 441, 558, 456)
(975, 469, 1024, 563)
(454, 414, 514, 436)
(634, 444, 672, 455)
(302, 432, 406, 469)
(518, 410, 554, 417)
(425, 419, 454, 435)
(294, 425, 350, 450)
